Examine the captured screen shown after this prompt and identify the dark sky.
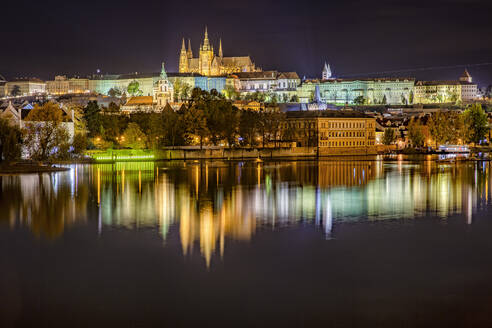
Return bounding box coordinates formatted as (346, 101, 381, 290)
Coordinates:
(2, 0, 492, 86)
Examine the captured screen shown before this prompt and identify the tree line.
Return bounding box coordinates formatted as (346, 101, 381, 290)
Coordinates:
(402, 104, 489, 148)
(84, 88, 289, 151)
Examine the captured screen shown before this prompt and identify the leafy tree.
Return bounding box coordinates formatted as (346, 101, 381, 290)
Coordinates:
(223, 85, 240, 101)
(382, 95, 387, 105)
(408, 91, 414, 104)
(23, 102, 70, 160)
(101, 114, 129, 143)
(83, 101, 102, 137)
(290, 95, 299, 102)
(11, 85, 21, 97)
(108, 88, 122, 98)
(427, 112, 449, 148)
(463, 103, 489, 145)
(427, 111, 464, 147)
(407, 118, 425, 148)
(162, 106, 186, 147)
(127, 80, 142, 97)
(382, 128, 396, 145)
(0, 118, 22, 161)
(121, 123, 146, 149)
(401, 94, 407, 105)
(239, 110, 260, 146)
(72, 133, 88, 156)
(183, 105, 208, 149)
(353, 96, 365, 105)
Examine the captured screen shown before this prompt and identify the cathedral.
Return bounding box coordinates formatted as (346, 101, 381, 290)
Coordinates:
(179, 27, 261, 76)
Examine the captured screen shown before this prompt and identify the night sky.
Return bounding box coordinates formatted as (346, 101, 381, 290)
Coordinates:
(2, 0, 492, 86)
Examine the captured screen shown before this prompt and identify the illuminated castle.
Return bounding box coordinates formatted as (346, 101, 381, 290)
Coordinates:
(178, 27, 261, 76)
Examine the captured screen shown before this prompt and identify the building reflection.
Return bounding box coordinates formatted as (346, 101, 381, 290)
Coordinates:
(1, 160, 491, 266)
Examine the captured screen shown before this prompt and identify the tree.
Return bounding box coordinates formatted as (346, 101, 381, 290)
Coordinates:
(407, 118, 425, 148)
(108, 88, 122, 98)
(427, 111, 464, 147)
(382, 95, 387, 105)
(0, 118, 22, 161)
(382, 128, 396, 145)
(11, 85, 21, 97)
(223, 85, 240, 101)
(162, 106, 186, 147)
(401, 94, 407, 105)
(427, 112, 449, 148)
(290, 95, 299, 102)
(463, 103, 489, 145)
(183, 105, 208, 149)
(408, 91, 414, 104)
(127, 80, 142, 97)
(23, 102, 70, 160)
(239, 110, 260, 146)
(121, 123, 146, 149)
(83, 101, 102, 137)
(353, 96, 365, 105)
(72, 133, 88, 156)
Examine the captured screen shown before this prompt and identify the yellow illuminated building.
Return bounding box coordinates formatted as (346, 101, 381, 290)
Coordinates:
(179, 27, 261, 76)
(284, 111, 377, 154)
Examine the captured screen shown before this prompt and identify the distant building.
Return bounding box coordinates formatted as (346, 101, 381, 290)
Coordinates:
(283, 110, 376, 154)
(414, 70, 478, 104)
(322, 62, 332, 80)
(0, 101, 75, 142)
(179, 27, 260, 76)
(235, 71, 300, 102)
(298, 77, 415, 105)
(120, 96, 155, 113)
(5, 79, 46, 97)
(46, 76, 90, 95)
(153, 63, 174, 108)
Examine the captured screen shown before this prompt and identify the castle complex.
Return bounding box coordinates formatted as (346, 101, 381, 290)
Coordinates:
(178, 27, 260, 76)
(0, 27, 481, 106)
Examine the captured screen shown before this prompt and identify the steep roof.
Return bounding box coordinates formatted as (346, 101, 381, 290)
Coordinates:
(461, 69, 471, 78)
(286, 110, 372, 119)
(124, 96, 154, 106)
(278, 72, 300, 80)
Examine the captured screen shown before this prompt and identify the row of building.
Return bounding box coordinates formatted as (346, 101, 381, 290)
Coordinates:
(1, 68, 478, 105)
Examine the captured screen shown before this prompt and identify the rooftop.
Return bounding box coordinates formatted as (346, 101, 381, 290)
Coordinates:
(286, 110, 372, 119)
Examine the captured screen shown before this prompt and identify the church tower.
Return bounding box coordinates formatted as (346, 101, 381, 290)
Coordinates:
(219, 38, 223, 58)
(459, 69, 472, 83)
(187, 39, 193, 59)
(179, 38, 188, 73)
(199, 26, 214, 76)
(154, 62, 174, 107)
(322, 62, 332, 80)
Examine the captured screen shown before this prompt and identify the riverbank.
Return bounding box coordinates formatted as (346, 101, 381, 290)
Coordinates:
(0, 163, 70, 174)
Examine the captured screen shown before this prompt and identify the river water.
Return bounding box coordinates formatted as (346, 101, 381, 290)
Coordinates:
(1, 156, 492, 327)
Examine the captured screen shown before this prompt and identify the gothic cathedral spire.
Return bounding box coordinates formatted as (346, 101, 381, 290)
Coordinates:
(179, 38, 188, 73)
(219, 38, 223, 58)
(187, 39, 193, 59)
(203, 26, 210, 51)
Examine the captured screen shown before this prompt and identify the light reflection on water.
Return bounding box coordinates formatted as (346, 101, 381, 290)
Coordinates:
(1, 158, 491, 266)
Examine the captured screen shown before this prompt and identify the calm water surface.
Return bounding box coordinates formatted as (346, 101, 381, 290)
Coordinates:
(1, 157, 492, 327)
